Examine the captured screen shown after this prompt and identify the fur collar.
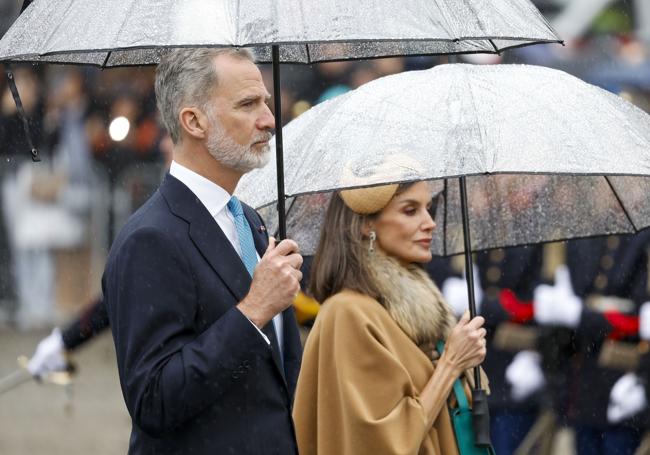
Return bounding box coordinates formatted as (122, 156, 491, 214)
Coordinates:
(367, 252, 456, 349)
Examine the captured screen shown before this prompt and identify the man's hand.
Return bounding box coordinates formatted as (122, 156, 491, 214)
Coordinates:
(27, 327, 68, 378)
(237, 237, 303, 328)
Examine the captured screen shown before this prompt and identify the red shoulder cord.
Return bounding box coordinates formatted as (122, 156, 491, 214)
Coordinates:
(499, 289, 534, 323)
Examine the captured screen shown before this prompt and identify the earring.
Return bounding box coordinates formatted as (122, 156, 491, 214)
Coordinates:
(368, 230, 376, 253)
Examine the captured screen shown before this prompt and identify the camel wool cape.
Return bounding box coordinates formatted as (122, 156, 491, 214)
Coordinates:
(293, 290, 460, 455)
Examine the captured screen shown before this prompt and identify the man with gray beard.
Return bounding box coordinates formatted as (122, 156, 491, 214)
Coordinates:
(103, 48, 304, 455)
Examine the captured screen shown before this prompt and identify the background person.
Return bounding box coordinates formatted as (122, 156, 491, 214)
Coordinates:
(534, 232, 650, 455)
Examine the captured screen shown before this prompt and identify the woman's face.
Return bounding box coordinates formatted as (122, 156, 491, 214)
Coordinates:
(371, 181, 436, 264)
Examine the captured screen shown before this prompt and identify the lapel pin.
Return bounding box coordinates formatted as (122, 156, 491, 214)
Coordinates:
(258, 226, 267, 233)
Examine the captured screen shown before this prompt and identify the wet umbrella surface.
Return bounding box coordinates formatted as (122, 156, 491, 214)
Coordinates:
(0, 0, 561, 66)
(236, 64, 650, 256)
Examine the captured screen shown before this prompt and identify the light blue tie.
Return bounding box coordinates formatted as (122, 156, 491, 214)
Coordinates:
(227, 196, 258, 276)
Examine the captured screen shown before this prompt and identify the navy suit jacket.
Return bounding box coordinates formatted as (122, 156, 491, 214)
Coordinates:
(103, 174, 302, 454)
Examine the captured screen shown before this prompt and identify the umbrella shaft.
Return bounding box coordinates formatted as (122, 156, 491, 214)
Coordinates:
(272, 45, 287, 240)
(459, 176, 477, 319)
(459, 175, 481, 389)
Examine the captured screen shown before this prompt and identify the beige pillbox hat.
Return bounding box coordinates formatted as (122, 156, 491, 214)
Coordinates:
(338, 154, 423, 215)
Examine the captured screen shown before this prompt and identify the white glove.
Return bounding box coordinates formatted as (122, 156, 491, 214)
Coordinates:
(27, 327, 68, 377)
(442, 277, 472, 318)
(505, 350, 546, 401)
(442, 266, 483, 318)
(640, 302, 650, 341)
(533, 266, 582, 328)
(607, 373, 647, 424)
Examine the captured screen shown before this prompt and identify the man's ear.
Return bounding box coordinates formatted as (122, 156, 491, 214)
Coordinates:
(179, 107, 209, 140)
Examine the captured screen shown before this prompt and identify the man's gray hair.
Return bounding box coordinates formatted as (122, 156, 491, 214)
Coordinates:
(155, 47, 255, 143)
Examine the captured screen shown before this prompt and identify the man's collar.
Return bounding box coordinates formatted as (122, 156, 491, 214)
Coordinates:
(169, 160, 230, 217)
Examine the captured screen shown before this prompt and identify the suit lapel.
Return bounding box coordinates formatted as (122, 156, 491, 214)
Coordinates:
(160, 174, 251, 302)
(162, 176, 289, 387)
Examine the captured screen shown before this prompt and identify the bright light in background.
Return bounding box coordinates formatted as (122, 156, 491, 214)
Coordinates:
(109, 116, 130, 142)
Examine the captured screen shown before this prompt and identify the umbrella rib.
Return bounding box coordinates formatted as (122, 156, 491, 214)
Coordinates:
(305, 43, 312, 64)
(604, 176, 638, 232)
(235, 0, 241, 44)
(429, 0, 460, 42)
(113, 0, 140, 53)
(101, 51, 111, 68)
(461, 69, 488, 171)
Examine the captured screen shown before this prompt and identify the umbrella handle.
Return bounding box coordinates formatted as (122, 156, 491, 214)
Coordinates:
(471, 388, 492, 447)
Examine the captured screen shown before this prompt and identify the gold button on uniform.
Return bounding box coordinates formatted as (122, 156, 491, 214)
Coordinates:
(600, 255, 614, 270)
(490, 249, 505, 262)
(487, 266, 501, 283)
(607, 237, 620, 250)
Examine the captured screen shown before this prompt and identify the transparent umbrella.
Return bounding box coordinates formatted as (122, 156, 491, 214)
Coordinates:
(0, 0, 562, 242)
(237, 64, 650, 252)
(235, 64, 650, 437)
(0, 0, 561, 65)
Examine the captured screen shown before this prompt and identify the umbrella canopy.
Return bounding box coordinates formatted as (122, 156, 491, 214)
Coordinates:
(236, 64, 650, 255)
(0, 0, 561, 66)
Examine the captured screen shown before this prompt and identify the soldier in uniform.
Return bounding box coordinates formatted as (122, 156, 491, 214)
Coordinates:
(27, 296, 107, 377)
(534, 232, 650, 455)
(477, 245, 547, 455)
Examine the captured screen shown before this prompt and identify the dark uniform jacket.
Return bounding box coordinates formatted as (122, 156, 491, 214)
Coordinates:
(478, 245, 544, 412)
(567, 232, 650, 428)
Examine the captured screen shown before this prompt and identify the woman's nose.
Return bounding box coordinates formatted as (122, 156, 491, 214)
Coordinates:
(423, 212, 436, 231)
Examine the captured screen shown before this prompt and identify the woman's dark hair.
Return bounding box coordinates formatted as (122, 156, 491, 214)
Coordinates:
(310, 183, 415, 303)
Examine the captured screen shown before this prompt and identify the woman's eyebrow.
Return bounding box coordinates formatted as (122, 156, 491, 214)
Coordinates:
(397, 198, 424, 206)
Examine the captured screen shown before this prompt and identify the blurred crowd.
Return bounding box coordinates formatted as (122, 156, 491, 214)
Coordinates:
(1, 0, 650, 454)
(0, 49, 448, 329)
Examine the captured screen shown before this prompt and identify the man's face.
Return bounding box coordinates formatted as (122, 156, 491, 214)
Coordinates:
(205, 54, 274, 173)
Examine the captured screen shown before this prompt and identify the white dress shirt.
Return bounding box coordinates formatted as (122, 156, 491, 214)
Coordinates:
(169, 161, 283, 354)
